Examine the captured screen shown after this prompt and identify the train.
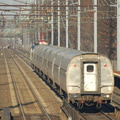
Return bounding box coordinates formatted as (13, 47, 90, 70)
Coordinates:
(30, 45, 114, 109)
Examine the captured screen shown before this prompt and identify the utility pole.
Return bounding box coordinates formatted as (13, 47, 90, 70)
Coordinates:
(78, 0, 81, 50)
(117, 0, 120, 70)
(66, 0, 68, 48)
(94, 0, 97, 53)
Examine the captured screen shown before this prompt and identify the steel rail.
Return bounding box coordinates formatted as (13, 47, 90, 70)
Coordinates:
(100, 111, 114, 120)
(3, 49, 27, 120)
(13, 49, 31, 66)
(9, 49, 52, 120)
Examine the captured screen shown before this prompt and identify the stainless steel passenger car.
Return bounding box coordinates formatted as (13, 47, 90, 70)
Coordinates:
(30, 45, 114, 108)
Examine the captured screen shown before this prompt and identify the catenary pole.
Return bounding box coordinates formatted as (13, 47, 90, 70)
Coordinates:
(94, 0, 97, 53)
(58, 0, 60, 46)
(78, 0, 81, 50)
(66, 0, 68, 48)
(51, 0, 54, 45)
(34, 0, 37, 42)
(38, 0, 40, 41)
(117, 0, 120, 70)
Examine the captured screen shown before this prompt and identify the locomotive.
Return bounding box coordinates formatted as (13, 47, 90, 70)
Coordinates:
(30, 45, 114, 109)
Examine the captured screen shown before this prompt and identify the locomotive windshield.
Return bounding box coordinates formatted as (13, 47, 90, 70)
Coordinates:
(87, 65, 94, 72)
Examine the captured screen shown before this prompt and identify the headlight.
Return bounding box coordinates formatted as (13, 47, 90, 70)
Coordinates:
(70, 94, 79, 98)
(68, 87, 73, 91)
(73, 95, 78, 98)
(108, 87, 112, 91)
(104, 95, 110, 98)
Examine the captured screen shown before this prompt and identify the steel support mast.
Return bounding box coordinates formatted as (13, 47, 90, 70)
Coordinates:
(51, 0, 54, 45)
(77, 0, 81, 50)
(117, 0, 120, 70)
(58, 0, 60, 46)
(66, 0, 69, 48)
(38, 0, 40, 42)
(94, 0, 97, 53)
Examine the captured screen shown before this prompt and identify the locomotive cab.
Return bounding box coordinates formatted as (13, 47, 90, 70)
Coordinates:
(67, 54, 114, 109)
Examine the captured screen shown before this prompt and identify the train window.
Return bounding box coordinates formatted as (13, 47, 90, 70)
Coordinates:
(87, 65, 94, 72)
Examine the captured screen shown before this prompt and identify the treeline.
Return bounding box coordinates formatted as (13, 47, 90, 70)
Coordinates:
(47, 0, 117, 60)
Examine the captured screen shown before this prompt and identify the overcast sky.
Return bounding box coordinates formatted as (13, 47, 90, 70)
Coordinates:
(0, 0, 34, 19)
(0, 0, 34, 4)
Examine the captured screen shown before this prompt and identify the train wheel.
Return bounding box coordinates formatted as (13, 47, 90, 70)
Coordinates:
(96, 102, 102, 109)
(77, 102, 84, 109)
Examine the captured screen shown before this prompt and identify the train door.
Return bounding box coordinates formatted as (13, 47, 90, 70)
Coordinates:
(83, 63, 98, 92)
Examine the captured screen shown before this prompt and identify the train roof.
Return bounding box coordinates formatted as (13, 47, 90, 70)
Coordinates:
(34, 44, 99, 56)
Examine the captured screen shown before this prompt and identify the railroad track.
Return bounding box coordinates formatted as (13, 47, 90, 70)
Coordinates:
(79, 112, 114, 120)
(62, 99, 116, 120)
(3, 49, 59, 120)
(12, 48, 31, 66)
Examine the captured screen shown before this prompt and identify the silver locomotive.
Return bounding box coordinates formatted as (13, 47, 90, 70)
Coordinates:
(30, 45, 114, 108)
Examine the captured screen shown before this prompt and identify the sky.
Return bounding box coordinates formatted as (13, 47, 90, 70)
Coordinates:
(0, 0, 34, 19)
